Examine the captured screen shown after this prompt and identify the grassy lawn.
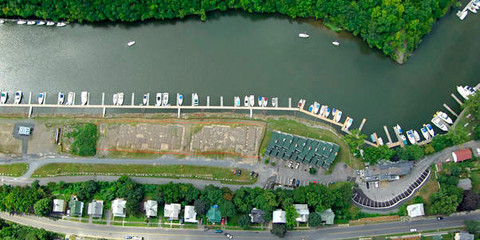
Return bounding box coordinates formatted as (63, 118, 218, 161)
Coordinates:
(0, 163, 28, 177)
(471, 170, 480, 193)
(453, 110, 476, 140)
(413, 173, 439, 214)
(32, 163, 257, 184)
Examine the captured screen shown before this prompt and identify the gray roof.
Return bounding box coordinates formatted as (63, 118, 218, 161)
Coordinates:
(87, 200, 103, 218)
(364, 161, 413, 182)
(249, 208, 265, 223)
(164, 203, 181, 220)
(458, 178, 472, 191)
(455, 232, 474, 240)
(184, 205, 197, 223)
(293, 204, 310, 223)
(112, 199, 127, 218)
(319, 208, 335, 225)
(272, 209, 286, 224)
(52, 199, 65, 213)
(144, 200, 158, 218)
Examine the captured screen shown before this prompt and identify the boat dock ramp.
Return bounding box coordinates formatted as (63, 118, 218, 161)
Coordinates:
(457, 0, 479, 20)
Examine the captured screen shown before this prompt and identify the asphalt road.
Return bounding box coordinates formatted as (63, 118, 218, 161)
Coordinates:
(1, 211, 479, 239)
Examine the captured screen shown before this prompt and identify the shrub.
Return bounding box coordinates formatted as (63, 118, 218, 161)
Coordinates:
(69, 123, 98, 156)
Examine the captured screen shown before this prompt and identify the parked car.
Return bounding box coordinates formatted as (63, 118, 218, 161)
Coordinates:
(215, 229, 224, 233)
(437, 216, 443, 220)
(296, 179, 300, 187)
(288, 161, 293, 168)
(224, 233, 233, 239)
(253, 173, 258, 178)
(124, 237, 132, 239)
(374, 182, 379, 188)
(132, 237, 143, 240)
(366, 182, 370, 189)
(295, 162, 300, 169)
(249, 171, 255, 176)
(291, 178, 296, 186)
(410, 229, 417, 232)
(237, 170, 241, 176)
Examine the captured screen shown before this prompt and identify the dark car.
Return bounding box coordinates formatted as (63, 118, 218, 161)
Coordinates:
(237, 170, 241, 176)
(254, 173, 258, 178)
(437, 216, 443, 220)
(296, 179, 300, 187)
(214, 229, 223, 233)
(249, 171, 255, 176)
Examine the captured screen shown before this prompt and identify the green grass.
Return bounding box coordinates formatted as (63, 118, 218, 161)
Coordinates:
(323, 22, 342, 32)
(0, 163, 28, 177)
(453, 110, 476, 141)
(32, 163, 257, 184)
(471, 170, 480, 193)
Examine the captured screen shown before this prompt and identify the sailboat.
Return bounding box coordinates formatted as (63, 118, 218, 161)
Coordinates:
(14, 91, 22, 104)
(155, 93, 162, 106)
(57, 92, 65, 105)
(177, 93, 183, 106)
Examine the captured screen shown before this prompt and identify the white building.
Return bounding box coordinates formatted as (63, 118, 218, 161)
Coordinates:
(272, 209, 286, 224)
(87, 200, 103, 218)
(144, 200, 158, 218)
(293, 204, 310, 223)
(407, 203, 425, 218)
(52, 199, 65, 213)
(112, 199, 127, 218)
(164, 203, 181, 220)
(184, 205, 197, 223)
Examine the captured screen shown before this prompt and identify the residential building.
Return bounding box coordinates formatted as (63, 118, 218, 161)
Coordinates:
(184, 205, 197, 223)
(164, 203, 181, 220)
(272, 209, 286, 224)
(68, 197, 84, 217)
(363, 161, 414, 182)
(406, 203, 425, 218)
(206, 205, 221, 223)
(87, 200, 103, 218)
(319, 208, 335, 225)
(249, 208, 265, 224)
(452, 149, 473, 163)
(52, 199, 66, 213)
(455, 232, 475, 240)
(112, 198, 127, 218)
(144, 200, 158, 218)
(293, 204, 310, 223)
(458, 178, 473, 191)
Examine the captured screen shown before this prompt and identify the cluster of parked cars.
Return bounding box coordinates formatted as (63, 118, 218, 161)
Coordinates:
(288, 178, 300, 187)
(287, 160, 300, 169)
(249, 171, 259, 178)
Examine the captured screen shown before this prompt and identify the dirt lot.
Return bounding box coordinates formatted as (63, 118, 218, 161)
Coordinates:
(0, 123, 22, 156)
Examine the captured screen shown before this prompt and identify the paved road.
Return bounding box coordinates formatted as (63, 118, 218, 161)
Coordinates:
(1, 211, 479, 239)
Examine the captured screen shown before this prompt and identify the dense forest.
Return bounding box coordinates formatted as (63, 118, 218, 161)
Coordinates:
(0, 219, 58, 240)
(0, 0, 455, 63)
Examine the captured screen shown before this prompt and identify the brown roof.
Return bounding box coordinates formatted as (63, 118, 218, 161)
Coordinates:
(454, 149, 472, 162)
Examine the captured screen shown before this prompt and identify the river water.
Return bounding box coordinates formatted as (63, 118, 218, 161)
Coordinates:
(0, 10, 479, 137)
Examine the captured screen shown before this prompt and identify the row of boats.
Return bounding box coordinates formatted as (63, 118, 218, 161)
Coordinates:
(392, 111, 453, 145)
(298, 32, 340, 45)
(299, 99, 354, 130)
(233, 95, 278, 108)
(0, 19, 67, 27)
(0, 91, 88, 105)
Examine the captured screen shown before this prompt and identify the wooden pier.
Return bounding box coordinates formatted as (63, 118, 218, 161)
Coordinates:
(451, 93, 463, 106)
(443, 103, 459, 117)
(383, 126, 392, 144)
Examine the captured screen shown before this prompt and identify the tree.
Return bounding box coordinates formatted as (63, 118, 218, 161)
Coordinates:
(284, 205, 299, 229)
(194, 199, 208, 215)
(309, 167, 317, 175)
(463, 92, 480, 120)
(270, 223, 287, 238)
(308, 212, 322, 227)
(474, 125, 480, 141)
(362, 145, 395, 164)
(238, 214, 251, 230)
(342, 129, 367, 156)
(34, 198, 52, 217)
(465, 220, 480, 236)
(218, 200, 236, 218)
(77, 180, 98, 200)
(458, 190, 480, 211)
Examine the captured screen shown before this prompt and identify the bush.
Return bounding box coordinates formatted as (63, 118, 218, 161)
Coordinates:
(34, 198, 52, 217)
(265, 159, 269, 165)
(239, 214, 251, 230)
(271, 223, 287, 238)
(309, 167, 317, 175)
(69, 123, 98, 156)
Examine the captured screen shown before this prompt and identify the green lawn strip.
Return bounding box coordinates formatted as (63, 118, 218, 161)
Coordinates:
(0, 163, 28, 177)
(32, 163, 256, 184)
(471, 170, 480, 193)
(412, 174, 439, 214)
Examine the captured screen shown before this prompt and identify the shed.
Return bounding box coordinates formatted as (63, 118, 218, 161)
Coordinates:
(144, 200, 158, 218)
(112, 198, 127, 218)
(206, 205, 221, 223)
(87, 200, 103, 218)
(164, 203, 181, 220)
(319, 208, 335, 225)
(184, 205, 197, 223)
(52, 199, 65, 213)
(406, 203, 425, 218)
(293, 204, 310, 223)
(452, 149, 472, 163)
(272, 209, 286, 224)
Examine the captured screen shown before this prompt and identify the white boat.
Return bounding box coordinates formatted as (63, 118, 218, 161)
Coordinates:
(249, 95, 255, 107)
(308, 104, 314, 112)
(81, 91, 88, 105)
(143, 93, 149, 106)
(26, 21, 35, 25)
(319, 105, 326, 116)
(472, 2, 480, 9)
(17, 20, 26, 25)
(435, 111, 453, 124)
(192, 93, 199, 106)
(67, 92, 74, 105)
(377, 137, 384, 145)
(244, 96, 249, 107)
(335, 110, 342, 122)
(431, 116, 449, 132)
(234, 96, 240, 107)
(272, 97, 278, 107)
(57, 92, 64, 105)
(162, 93, 169, 106)
(38, 92, 45, 104)
(346, 117, 353, 130)
(469, 5, 478, 13)
(313, 102, 320, 114)
(425, 124, 435, 137)
(456, 85, 476, 100)
(406, 130, 416, 145)
(297, 99, 306, 108)
(299, 33, 309, 38)
(113, 93, 119, 106)
(420, 127, 430, 140)
(262, 97, 268, 107)
(56, 22, 66, 27)
(155, 93, 162, 106)
(332, 108, 337, 119)
(258, 97, 263, 107)
(36, 21, 45, 25)
(0, 91, 7, 104)
(413, 130, 421, 142)
(332, 41, 340, 46)
(400, 134, 408, 145)
(325, 108, 331, 117)
(396, 124, 403, 134)
(14, 91, 22, 104)
(177, 93, 183, 106)
(127, 41, 135, 47)
(117, 92, 124, 106)
(46, 21, 55, 26)
(459, 10, 468, 20)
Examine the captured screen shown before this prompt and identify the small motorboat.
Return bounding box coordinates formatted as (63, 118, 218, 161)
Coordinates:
(14, 91, 22, 104)
(396, 124, 403, 134)
(272, 97, 278, 107)
(425, 124, 435, 137)
(56, 22, 66, 27)
(335, 110, 342, 122)
(332, 41, 340, 46)
(258, 97, 263, 107)
(38, 92, 46, 104)
(155, 93, 162, 106)
(325, 107, 331, 117)
(46, 21, 55, 26)
(435, 111, 453, 124)
(113, 93, 119, 105)
(81, 91, 89, 105)
(244, 96, 249, 107)
(456, 85, 476, 100)
(413, 130, 421, 142)
(162, 92, 169, 106)
(26, 20, 36, 25)
(378, 137, 384, 145)
(117, 92, 124, 105)
(249, 95, 255, 107)
(459, 10, 468, 20)
(127, 41, 135, 47)
(308, 104, 314, 112)
(192, 93, 199, 106)
(297, 99, 306, 108)
(313, 102, 320, 114)
(262, 97, 268, 107)
(370, 134, 377, 143)
(143, 93, 149, 106)
(468, 5, 478, 13)
(346, 117, 353, 130)
(17, 20, 26, 25)
(177, 93, 183, 106)
(0, 91, 7, 104)
(332, 108, 337, 119)
(406, 130, 416, 145)
(400, 134, 408, 145)
(234, 96, 240, 107)
(420, 127, 430, 140)
(319, 105, 326, 116)
(57, 92, 65, 105)
(36, 21, 45, 25)
(67, 92, 74, 105)
(431, 116, 448, 132)
(299, 32, 309, 38)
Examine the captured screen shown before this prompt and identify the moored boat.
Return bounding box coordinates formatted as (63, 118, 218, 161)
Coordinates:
(332, 108, 337, 119)
(143, 93, 149, 106)
(38, 92, 46, 104)
(377, 137, 384, 145)
(155, 93, 162, 106)
(26, 20, 35, 25)
(325, 107, 331, 118)
(113, 93, 119, 106)
(335, 110, 342, 122)
(56, 22, 66, 27)
(234, 96, 240, 107)
(421, 127, 430, 140)
(117, 92, 124, 105)
(192, 93, 199, 106)
(57, 92, 64, 105)
(431, 116, 448, 132)
(177, 93, 183, 106)
(46, 21, 55, 26)
(249, 95, 255, 107)
(406, 130, 416, 144)
(17, 20, 26, 25)
(313, 102, 320, 114)
(258, 97, 263, 107)
(127, 41, 135, 47)
(36, 21, 45, 25)
(425, 124, 435, 137)
(435, 111, 453, 124)
(396, 124, 403, 134)
(162, 92, 169, 106)
(298, 99, 306, 108)
(308, 104, 314, 112)
(262, 97, 268, 107)
(413, 130, 421, 142)
(0, 20, 4, 24)
(244, 96, 249, 107)
(298, 33, 309, 38)
(67, 92, 74, 105)
(14, 91, 22, 104)
(332, 41, 340, 46)
(457, 85, 476, 100)
(319, 105, 326, 117)
(345, 117, 353, 130)
(272, 97, 278, 107)
(81, 91, 88, 105)
(0, 91, 7, 104)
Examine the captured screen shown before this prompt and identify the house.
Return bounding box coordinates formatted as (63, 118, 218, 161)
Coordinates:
(457, 178, 473, 191)
(68, 197, 84, 217)
(144, 200, 158, 218)
(293, 204, 310, 223)
(406, 203, 425, 218)
(452, 149, 473, 163)
(249, 208, 265, 223)
(319, 208, 335, 225)
(184, 205, 197, 223)
(112, 198, 127, 218)
(272, 209, 286, 224)
(164, 203, 181, 220)
(87, 200, 103, 218)
(206, 205, 221, 223)
(52, 199, 66, 213)
(455, 232, 475, 240)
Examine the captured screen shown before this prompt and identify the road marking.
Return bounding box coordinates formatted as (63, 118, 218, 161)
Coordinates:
(325, 221, 465, 235)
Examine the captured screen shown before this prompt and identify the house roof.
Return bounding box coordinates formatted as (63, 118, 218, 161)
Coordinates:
(68, 199, 84, 216)
(293, 204, 310, 223)
(272, 209, 286, 224)
(458, 178, 473, 191)
(184, 205, 197, 223)
(53, 199, 65, 213)
(112, 199, 127, 217)
(455, 232, 474, 240)
(406, 203, 425, 218)
(249, 208, 265, 223)
(319, 208, 335, 225)
(87, 200, 103, 217)
(206, 206, 221, 223)
(453, 149, 472, 163)
(144, 200, 158, 218)
(164, 203, 181, 220)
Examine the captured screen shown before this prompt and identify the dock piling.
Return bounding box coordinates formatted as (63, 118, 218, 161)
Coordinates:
(250, 108, 253, 118)
(177, 108, 181, 118)
(28, 106, 32, 118)
(359, 118, 367, 132)
(443, 103, 459, 117)
(102, 107, 106, 117)
(451, 93, 463, 106)
(131, 93, 135, 106)
(28, 92, 31, 104)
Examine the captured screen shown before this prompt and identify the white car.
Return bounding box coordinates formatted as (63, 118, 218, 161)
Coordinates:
(476, 148, 480, 155)
(295, 162, 300, 169)
(410, 228, 417, 232)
